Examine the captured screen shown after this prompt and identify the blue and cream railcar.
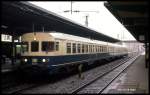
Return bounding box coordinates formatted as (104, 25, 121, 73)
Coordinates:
(21, 32, 128, 74)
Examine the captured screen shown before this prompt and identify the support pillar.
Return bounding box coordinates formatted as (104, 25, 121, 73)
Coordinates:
(11, 30, 15, 66)
(145, 32, 149, 68)
(145, 43, 149, 68)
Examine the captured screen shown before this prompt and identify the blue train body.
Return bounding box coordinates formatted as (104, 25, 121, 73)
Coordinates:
(22, 53, 127, 74)
(20, 32, 128, 75)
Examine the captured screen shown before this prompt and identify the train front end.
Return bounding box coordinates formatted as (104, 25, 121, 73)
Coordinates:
(19, 32, 58, 76)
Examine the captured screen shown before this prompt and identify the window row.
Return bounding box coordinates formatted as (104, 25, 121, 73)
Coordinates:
(66, 43, 107, 54)
(21, 41, 59, 52)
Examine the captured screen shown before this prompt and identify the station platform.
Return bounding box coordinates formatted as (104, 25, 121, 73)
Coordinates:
(102, 53, 149, 94)
(1, 60, 21, 74)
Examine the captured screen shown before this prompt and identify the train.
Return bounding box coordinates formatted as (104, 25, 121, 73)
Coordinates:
(20, 31, 128, 75)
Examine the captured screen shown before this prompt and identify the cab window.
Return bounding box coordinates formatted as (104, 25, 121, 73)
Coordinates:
(31, 41, 39, 52)
(42, 41, 54, 52)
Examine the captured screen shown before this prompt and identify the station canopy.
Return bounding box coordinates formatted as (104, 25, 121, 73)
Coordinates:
(1, 1, 120, 43)
(104, 1, 149, 43)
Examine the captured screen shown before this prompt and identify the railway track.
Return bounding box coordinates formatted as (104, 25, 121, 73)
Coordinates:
(1, 69, 23, 90)
(73, 54, 140, 94)
(2, 54, 139, 94)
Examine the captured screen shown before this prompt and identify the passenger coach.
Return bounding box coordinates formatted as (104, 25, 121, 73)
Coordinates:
(20, 31, 128, 74)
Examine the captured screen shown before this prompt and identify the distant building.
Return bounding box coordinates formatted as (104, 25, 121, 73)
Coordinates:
(121, 40, 145, 53)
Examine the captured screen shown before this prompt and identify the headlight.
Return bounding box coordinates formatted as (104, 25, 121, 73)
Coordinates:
(24, 58, 27, 62)
(42, 59, 46, 62)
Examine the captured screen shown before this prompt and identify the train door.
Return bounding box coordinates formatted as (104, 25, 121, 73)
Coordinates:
(15, 43, 21, 57)
(14, 42, 22, 64)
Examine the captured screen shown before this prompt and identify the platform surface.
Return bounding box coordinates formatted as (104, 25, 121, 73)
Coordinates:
(102, 53, 149, 94)
(1, 60, 21, 73)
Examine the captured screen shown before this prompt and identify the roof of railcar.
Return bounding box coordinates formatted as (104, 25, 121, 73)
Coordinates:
(49, 32, 126, 48)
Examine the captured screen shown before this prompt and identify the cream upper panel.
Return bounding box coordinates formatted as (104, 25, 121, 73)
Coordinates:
(21, 32, 63, 56)
(50, 32, 108, 45)
(21, 32, 55, 42)
(21, 32, 125, 48)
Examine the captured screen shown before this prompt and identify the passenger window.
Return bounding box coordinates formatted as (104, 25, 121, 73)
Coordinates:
(103, 47, 105, 52)
(93, 45, 95, 52)
(55, 42, 59, 51)
(21, 42, 28, 53)
(89, 45, 90, 53)
(86, 44, 88, 53)
(82, 44, 85, 53)
(110, 47, 111, 52)
(104, 47, 106, 52)
(67, 43, 71, 53)
(89, 45, 91, 53)
(91, 45, 92, 53)
(77, 44, 81, 53)
(90, 45, 92, 53)
(31, 41, 39, 52)
(42, 41, 54, 52)
(95, 45, 97, 52)
(100, 46, 101, 52)
(72, 43, 76, 53)
(96, 45, 98, 52)
(102, 46, 103, 52)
